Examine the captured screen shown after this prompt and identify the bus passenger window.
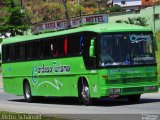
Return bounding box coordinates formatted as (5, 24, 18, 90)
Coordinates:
(56, 38, 64, 57)
(40, 39, 52, 58)
(64, 38, 68, 56)
(68, 34, 81, 55)
(52, 40, 58, 57)
(5, 45, 16, 61)
(17, 43, 25, 60)
(51, 44, 53, 51)
(26, 41, 39, 59)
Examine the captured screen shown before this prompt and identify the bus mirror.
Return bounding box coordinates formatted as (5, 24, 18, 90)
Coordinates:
(89, 39, 96, 57)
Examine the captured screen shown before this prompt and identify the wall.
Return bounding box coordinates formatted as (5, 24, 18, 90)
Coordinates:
(109, 5, 160, 32)
(113, 0, 141, 7)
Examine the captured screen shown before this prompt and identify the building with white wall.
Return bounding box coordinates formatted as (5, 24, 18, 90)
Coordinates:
(113, 0, 141, 11)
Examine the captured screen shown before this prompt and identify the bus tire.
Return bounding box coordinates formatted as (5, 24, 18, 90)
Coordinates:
(78, 79, 92, 106)
(24, 81, 34, 103)
(128, 94, 141, 103)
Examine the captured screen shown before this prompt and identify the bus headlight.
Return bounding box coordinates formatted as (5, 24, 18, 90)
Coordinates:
(109, 88, 121, 94)
(145, 86, 157, 91)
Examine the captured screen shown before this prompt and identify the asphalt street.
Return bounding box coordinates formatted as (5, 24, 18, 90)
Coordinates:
(0, 88, 160, 120)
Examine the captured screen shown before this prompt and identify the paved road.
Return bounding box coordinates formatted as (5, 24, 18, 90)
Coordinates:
(0, 88, 160, 120)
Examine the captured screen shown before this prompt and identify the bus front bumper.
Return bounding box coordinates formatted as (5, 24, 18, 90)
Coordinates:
(100, 83, 159, 97)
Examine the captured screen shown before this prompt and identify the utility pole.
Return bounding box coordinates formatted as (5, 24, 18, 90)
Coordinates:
(78, 0, 82, 24)
(20, 0, 25, 13)
(96, 0, 101, 13)
(153, 3, 155, 33)
(20, 0, 22, 7)
(20, 0, 31, 25)
(62, 0, 71, 29)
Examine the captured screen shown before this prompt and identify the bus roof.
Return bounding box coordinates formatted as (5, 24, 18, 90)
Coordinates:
(2, 23, 152, 45)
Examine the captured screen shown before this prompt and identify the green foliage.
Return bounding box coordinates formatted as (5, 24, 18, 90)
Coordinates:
(135, 17, 148, 26)
(67, 3, 84, 18)
(100, 5, 123, 13)
(0, 0, 29, 37)
(116, 17, 148, 27)
(27, 1, 84, 23)
(155, 30, 160, 85)
(0, 38, 2, 43)
(156, 30, 160, 49)
(107, 5, 123, 13)
(28, 1, 65, 23)
(81, 0, 97, 8)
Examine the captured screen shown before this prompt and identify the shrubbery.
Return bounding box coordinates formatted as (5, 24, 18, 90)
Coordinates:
(100, 5, 123, 13)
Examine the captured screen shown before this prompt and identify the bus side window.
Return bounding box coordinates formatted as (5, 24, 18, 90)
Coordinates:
(26, 41, 39, 59)
(52, 39, 58, 57)
(68, 34, 81, 56)
(40, 39, 52, 58)
(5, 44, 16, 62)
(50, 43, 54, 56)
(26, 42, 32, 59)
(17, 43, 25, 60)
(56, 37, 64, 57)
(83, 32, 97, 69)
(9, 44, 16, 61)
(64, 38, 68, 56)
(5, 45, 10, 61)
(39, 40, 44, 58)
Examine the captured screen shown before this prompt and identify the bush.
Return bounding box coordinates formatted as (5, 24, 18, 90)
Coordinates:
(102, 5, 123, 13)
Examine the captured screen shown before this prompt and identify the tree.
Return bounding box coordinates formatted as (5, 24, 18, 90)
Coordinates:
(0, 0, 29, 37)
(100, 5, 123, 13)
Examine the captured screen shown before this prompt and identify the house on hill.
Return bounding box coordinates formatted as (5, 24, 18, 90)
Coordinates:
(113, 0, 159, 11)
(113, 0, 141, 11)
(142, 0, 158, 7)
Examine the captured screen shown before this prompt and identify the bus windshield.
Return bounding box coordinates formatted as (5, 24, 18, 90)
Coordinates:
(99, 33, 156, 67)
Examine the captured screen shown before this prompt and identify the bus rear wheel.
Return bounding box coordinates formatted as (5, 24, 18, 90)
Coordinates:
(128, 94, 141, 103)
(24, 81, 34, 103)
(79, 79, 92, 106)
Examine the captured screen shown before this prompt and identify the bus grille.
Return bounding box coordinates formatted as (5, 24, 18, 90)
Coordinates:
(122, 77, 150, 83)
(106, 76, 156, 84)
(122, 87, 144, 93)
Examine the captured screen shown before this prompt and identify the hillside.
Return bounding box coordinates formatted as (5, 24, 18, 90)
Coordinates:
(22, 0, 106, 24)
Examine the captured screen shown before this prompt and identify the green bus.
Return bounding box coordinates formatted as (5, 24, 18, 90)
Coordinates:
(2, 23, 159, 105)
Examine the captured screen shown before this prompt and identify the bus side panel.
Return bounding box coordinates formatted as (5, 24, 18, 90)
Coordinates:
(3, 77, 23, 96)
(84, 74, 100, 98)
(2, 57, 101, 98)
(30, 75, 74, 97)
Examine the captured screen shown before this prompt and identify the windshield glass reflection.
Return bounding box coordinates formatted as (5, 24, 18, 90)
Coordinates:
(99, 33, 155, 67)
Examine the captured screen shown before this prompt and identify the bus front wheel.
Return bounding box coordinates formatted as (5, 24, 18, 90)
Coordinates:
(128, 94, 141, 103)
(24, 81, 34, 103)
(79, 79, 92, 106)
